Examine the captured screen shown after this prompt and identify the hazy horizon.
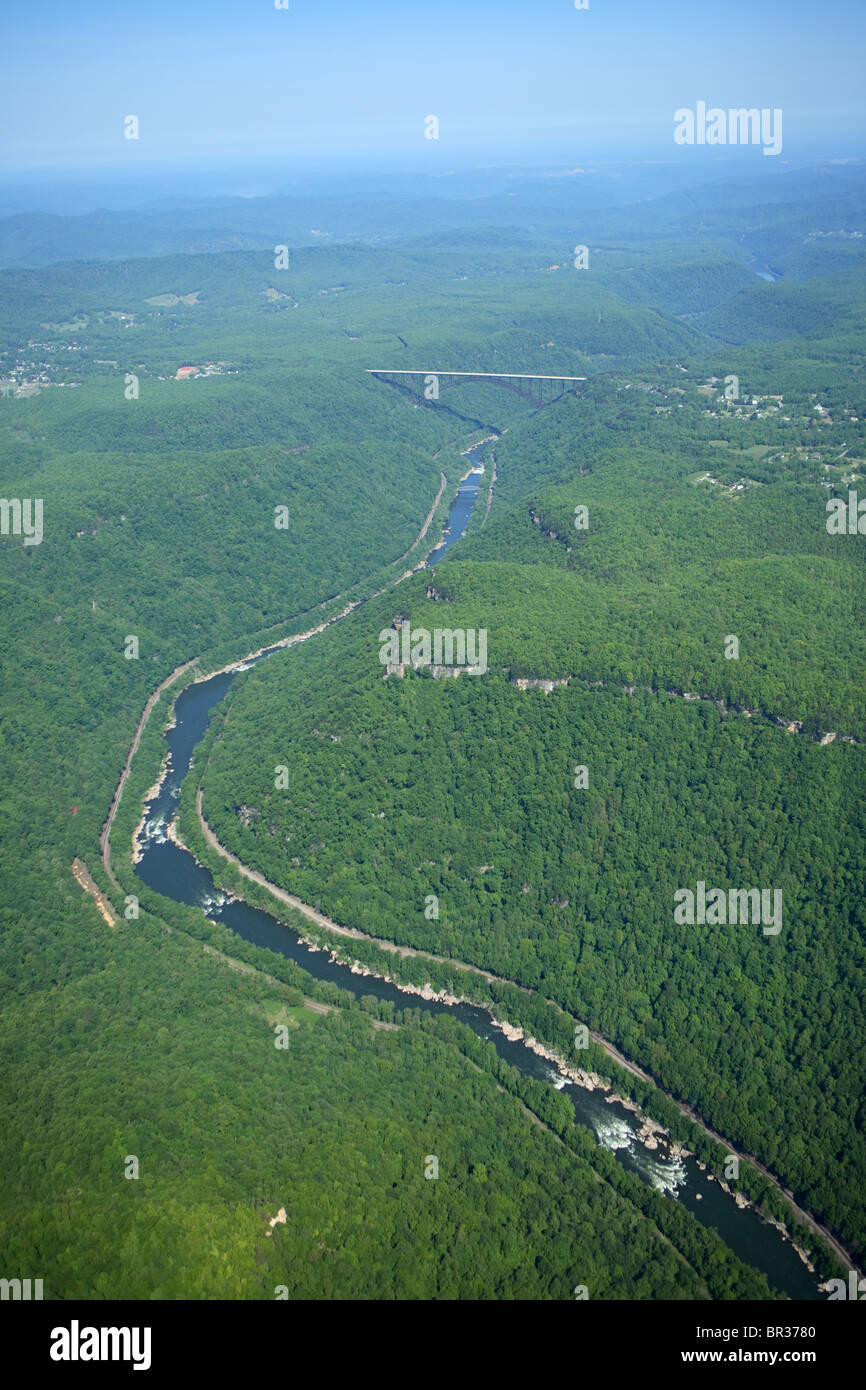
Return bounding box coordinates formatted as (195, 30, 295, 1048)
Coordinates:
(4, 0, 865, 210)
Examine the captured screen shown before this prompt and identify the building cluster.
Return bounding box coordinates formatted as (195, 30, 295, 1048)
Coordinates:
(162, 362, 235, 381)
(0, 346, 84, 396)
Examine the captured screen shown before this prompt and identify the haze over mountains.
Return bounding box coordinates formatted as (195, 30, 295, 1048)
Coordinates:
(1, 158, 864, 271)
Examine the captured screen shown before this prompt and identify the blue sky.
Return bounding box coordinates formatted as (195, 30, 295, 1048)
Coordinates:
(4, 0, 866, 173)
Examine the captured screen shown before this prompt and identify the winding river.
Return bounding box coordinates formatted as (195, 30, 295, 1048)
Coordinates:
(134, 438, 822, 1300)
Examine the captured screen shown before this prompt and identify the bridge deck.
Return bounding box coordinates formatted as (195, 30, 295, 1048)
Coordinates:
(367, 370, 587, 381)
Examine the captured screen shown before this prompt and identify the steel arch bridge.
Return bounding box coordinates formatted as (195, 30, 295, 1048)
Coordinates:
(366, 368, 586, 409)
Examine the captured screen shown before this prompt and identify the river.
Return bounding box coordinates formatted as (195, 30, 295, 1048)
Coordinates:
(134, 436, 821, 1300)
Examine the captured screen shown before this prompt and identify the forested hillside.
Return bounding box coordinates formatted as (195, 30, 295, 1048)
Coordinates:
(195, 319, 866, 1262)
(7, 912, 760, 1300)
